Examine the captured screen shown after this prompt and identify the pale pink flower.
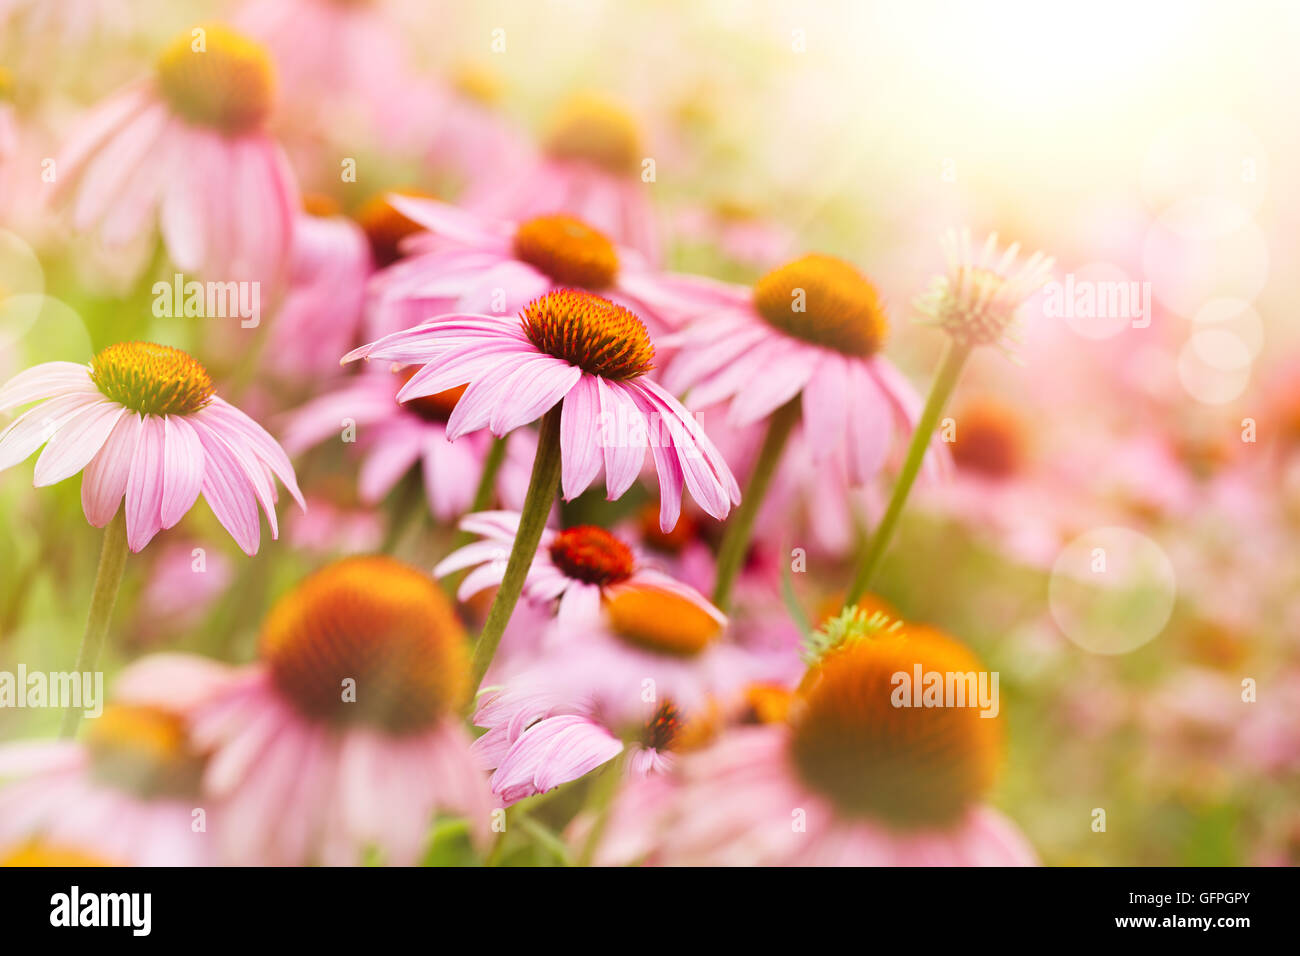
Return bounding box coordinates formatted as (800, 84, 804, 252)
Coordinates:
(472, 683, 683, 806)
(53, 24, 298, 283)
(345, 289, 740, 532)
(366, 195, 710, 341)
(0, 704, 217, 867)
(434, 510, 719, 624)
(281, 367, 532, 522)
(114, 557, 494, 866)
(464, 91, 662, 265)
(662, 254, 926, 488)
(0, 342, 304, 553)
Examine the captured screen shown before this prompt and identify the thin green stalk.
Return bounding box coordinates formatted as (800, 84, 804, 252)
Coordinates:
(712, 397, 800, 612)
(61, 509, 129, 737)
(575, 754, 625, 867)
(845, 341, 971, 606)
(469, 409, 563, 692)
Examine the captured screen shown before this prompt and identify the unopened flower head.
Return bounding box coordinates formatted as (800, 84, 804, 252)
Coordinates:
(914, 229, 1054, 357)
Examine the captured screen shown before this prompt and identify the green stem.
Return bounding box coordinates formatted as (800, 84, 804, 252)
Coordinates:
(576, 753, 625, 867)
(845, 341, 970, 606)
(381, 469, 426, 554)
(712, 397, 800, 612)
(60, 509, 129, 737)
(469, 409, 563, 692)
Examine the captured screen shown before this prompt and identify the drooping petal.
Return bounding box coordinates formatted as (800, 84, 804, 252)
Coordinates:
(81, 412, 143, 528)
(559, 374, 602, 501)
(32, 401, 125, 487)
(594, 377, 646, 500)
(124, 414, 166, 551)
(160, 415, 205, 529)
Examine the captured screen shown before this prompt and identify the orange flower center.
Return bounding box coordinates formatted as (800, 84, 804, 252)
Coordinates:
(86, 705, 206, 799)
(261, 556, 470, 734)
(548, 525, 636, 585)
(789, 626, 1001, 827)
(156, 24, 274, 134)
(753, 254, 888, 358)
(451, 63, 503, 105)
(90, 342, 215, 416)
(0, 842, 116, 867)
(521, 290, 654, 381)
(396, 368, 465, 423)
(302, 192, 341, 218)
(543, 93, 643, 176)
(606, 587, 721, 657)
(640, 700, 684, 752)
(356, 189, 434, 267)
(512, 214, 619, 290)
(951, 399, 1026, 480)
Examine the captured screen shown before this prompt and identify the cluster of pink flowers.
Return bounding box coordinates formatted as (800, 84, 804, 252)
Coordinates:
(9, 0, 1293, 871)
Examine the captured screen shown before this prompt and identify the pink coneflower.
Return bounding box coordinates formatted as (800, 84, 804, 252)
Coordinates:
(347, 289, 738, 531)
(116, 557, 495, 865)
(282, 367, 531, 522)
(366, 196, 709, 342)
(464, 91, 662, 265)
(0, 704, 217, 866)
(595, 612, 1036, 866)
(660, 253, 926, 609)
(54, 23, 297, 282)
(349, 288, 738, 690)
(265, 195, 373, 380)
(663, 254, 920, 483)
(435, 510, 719, 624)
(0, 342, 303, 554)
(472, 684, 687, 806)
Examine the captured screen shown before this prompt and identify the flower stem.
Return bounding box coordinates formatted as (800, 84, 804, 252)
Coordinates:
(845, 341, 970, 606)
(60, 509, 129, 738)
(712, 397, 799, 612)
(469, 409, 562, 692)
(575, 753, 625, 867)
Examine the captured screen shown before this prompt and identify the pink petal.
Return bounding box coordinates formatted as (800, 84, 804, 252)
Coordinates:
(559, 375, 602, 501)
(0, 392, 102, 472)
(160, 415, 205, 528)
(33, 401, 125, 487)
(124, 414, 166, 551)
(81, 412, 143, 527)
(0, 362, 94, 413)
(595, 377, 646, 499)
(194, 422, 262, 555)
